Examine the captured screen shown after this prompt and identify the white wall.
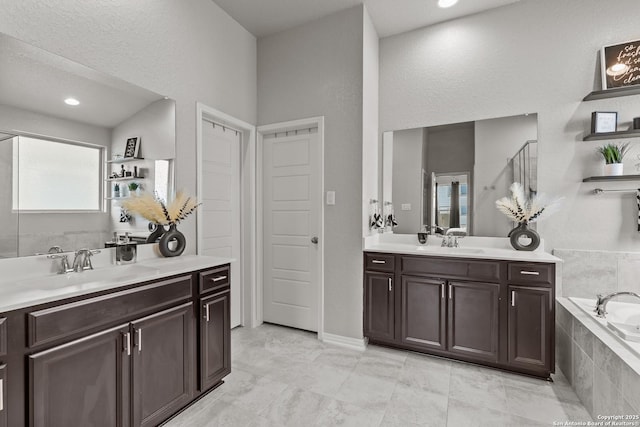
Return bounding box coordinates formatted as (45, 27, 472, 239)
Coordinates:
(362, 7, 379, 237)
(474, 114, 537, 237)
(380, 0, 640, 252)
(0, 0, 257, 254)
(257, 5, 365, 339)
(392, 128, 423, 233)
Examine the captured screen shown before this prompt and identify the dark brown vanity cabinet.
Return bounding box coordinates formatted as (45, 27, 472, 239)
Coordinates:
(364, 272, 395, 341)
(2, 263, 231, 427)
(200, 291, 231, 391)
(364, 252, 555, 378)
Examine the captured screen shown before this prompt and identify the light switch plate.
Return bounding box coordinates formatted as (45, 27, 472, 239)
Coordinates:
(401, 203, 411, 211)
(326, 191, 335, 205)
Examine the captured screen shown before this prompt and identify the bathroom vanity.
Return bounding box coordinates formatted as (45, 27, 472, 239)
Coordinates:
(363, 240, 559, 379)
(0, 255, 231, 427)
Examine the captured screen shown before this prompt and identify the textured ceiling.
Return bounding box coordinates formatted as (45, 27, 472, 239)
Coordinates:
(212, 0, 520, 38)
(0, 33, 163, 129)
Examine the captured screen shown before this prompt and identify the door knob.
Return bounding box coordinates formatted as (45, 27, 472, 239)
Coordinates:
(311, 237, 319, 244)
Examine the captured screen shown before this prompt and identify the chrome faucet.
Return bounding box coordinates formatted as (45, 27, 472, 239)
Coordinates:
(72, 249, 101, 272)
(442, 230, 466, 248)
(47, 253, 74, 274)
(595, 292, 640, 317)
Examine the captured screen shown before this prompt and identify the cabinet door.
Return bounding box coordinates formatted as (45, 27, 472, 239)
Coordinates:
(29, 324, 131, 427)
(364, 272, 395, 341)
(400, 276, 446, 351)
(131, 303, 193, 427)
(200, 291, 231, 391)
(508, 285, 552, 371)
(0, 363, 6, 427)
(447, 281, 500, 361)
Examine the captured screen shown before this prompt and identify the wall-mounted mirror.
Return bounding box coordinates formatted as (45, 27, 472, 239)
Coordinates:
(0, 32, 176, 258)
(382, 114, 538, 237)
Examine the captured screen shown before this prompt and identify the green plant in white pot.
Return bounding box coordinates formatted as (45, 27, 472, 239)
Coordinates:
(597, 142, 630, 176)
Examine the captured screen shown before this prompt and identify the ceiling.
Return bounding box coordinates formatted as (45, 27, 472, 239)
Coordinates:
(212, 0, 520, 38)
(0, 34, 163, 129)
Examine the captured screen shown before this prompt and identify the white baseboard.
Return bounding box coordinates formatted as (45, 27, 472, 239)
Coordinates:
(322, 332, 367, 351)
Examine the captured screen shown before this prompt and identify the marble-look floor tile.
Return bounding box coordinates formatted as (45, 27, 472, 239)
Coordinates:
(398, 353, 451, 394)
(446, 398, 515, 427)
(449, 362, 507, 412)
(505, 384, 593, 424)
(333, 371, 397, 408)
(313, 398, 386, 427)
(353, 354, 405, 381)
(312, 346, 362, 370)
(500, 369, 581, 404)
(250, 386, 331, 427)
(381, 383, 448, 427)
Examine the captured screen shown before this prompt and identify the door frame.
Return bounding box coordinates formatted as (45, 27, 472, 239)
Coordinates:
(196, 102, 257, 328)
(257, 117, 325, 340)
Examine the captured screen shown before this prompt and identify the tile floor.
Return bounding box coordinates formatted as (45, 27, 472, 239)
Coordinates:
(166, 324, 592, 426)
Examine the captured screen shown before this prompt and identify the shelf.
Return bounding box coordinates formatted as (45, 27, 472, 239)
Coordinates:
(582, 174, 640, 182)
(106, 157, 144, 164)
(106, 176, 145, 182)
(583, 129, 640, 141)
(105, 197, 131, 201)
(583, 86, 640, 101)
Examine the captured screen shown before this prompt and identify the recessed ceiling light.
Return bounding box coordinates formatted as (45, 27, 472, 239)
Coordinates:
(64, 97, 80, 106)
(438, 0, 458, 8)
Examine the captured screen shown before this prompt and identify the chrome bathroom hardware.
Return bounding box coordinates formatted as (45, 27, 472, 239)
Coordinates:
(47, 253, 73, 274)
(388, 278, 392, 292)
(595, 291, 640, 317)
(72, 249, 101, 272)
(593, 188, 636, 194)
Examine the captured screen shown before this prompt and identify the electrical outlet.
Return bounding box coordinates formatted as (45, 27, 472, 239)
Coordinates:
(326, 191, 335, 205)
(401, 203, 411, 211)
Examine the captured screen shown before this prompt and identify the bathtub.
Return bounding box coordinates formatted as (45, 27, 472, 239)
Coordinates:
(569, 297, 640, 357)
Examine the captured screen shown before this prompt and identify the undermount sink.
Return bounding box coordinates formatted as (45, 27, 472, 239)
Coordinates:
(26, 264, 161, 290)
(415, 246, 485, 255)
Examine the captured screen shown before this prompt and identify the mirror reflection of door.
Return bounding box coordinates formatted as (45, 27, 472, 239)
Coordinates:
(432, 172, 470, 233)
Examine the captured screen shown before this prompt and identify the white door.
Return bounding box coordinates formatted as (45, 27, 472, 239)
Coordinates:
(201, 120, 241, 328)
(263, 128, 321, 332)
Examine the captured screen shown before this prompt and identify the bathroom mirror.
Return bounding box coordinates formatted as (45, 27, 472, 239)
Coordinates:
(382, 114, 538, 237)
(0, 32, 176, 258)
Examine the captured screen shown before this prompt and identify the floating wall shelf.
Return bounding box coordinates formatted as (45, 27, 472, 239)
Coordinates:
(106, 157, 144, 164)
(583, 130, 640, 141)
(106, 176, 145, 182)
(583, 86, 640, 101)
(582, 174, 640, 182)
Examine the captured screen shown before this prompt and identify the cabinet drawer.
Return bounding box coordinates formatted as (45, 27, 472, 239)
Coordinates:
(0, 318, 6, 357)
(199, 265, 230, 295)
(401, 256, 501, 282)
(508, 263, 553, 285)
(364, 253, 395, 272)
(28, 275, 192, 348)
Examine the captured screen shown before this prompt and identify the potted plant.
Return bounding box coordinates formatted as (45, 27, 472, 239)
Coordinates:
(128, 182, 141, 196)
(597, 142, 630, 176)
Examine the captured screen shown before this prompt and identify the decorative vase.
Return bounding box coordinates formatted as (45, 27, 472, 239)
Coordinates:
(508, 223, 540, 251)
(146, 223, 165, 243)
(158, 224, 186, 257)
(603, 163, 623, 176)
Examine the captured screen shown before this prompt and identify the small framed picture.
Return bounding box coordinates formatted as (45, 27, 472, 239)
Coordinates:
(591, 112, 617, 134)
(124, 137, 140, 158)
(601, 39, 640, 90)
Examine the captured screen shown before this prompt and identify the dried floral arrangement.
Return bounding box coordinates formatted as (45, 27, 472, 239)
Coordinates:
(495, 183, 562, 225)
(122, 191, 199, 226)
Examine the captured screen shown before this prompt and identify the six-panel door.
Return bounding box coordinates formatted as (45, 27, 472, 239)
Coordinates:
(447, 281, 500, 361)
(400, 276, 446, 351)
(131, 303, 193, 427)
(29, 324, 131, 427)
(364, 272, 395, 341)
(200, 291, 231, 391)
(508, 285, 552, 371)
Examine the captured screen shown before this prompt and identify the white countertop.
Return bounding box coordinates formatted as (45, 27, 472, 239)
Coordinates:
(364, 233, 562, 263)
(0, 255, 232, 313)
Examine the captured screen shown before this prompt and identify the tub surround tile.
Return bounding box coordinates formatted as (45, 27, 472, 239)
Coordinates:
(621, 363, 640, 413)
(593, 337, 622, 387)
(617, 254, 640, 300)
(557, 301, 573, 333)
(593, 367, 624, 417)
(556, 324, 573, 384)
(554, 249, 617, 298)
(573, 320, 594, 358)
(572, 342, 594, 415)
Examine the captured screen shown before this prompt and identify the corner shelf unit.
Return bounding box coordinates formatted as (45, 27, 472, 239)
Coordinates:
(583, 129, 640, 141)
(583, 86, 640, 101)
(582, 174, 640, 182)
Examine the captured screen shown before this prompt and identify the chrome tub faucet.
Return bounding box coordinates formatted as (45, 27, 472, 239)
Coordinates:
(595, 291, 640, 317)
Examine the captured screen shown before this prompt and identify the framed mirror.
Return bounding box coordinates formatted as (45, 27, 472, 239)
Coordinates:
(0, 33, 176, 258)
(382, 114, 538, 237)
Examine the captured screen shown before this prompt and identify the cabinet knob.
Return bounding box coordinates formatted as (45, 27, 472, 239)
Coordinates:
(311, 237, 319, 244)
